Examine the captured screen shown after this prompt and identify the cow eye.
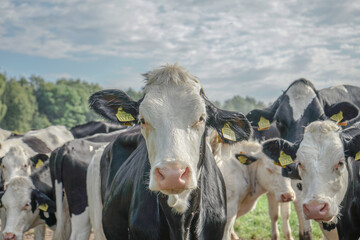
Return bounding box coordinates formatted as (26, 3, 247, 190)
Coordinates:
(199, 116, 205, 122)
(298, 162, 305, 171)
(335, 160, 345, 171)
(24, 203, 30, 210)
(23, 164, 27, 168)
(140, 118, 146, 124)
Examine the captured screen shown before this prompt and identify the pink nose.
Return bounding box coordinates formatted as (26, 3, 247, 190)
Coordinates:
(3, 232, 16, 240)
(281, 192, 295, 202)
(303, 201, 330, 221)
(154, 165, 190, 193)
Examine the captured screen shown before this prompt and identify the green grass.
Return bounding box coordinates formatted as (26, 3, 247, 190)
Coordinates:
(233, 195, 325, 239)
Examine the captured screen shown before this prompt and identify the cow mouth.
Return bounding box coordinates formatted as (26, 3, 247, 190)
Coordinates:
(160, 188, 190, 195)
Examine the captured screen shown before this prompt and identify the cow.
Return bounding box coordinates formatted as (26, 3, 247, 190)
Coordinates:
(0, 129, 11, 142)
(0, 162, 57, 240)
(50, 135, 124, 240)
(70, 121, 126, 138)
(247, 79, 360, 144)
(262, 120, 360, 240)
(208, 131, 295, 240)
(87, 63, 252, 239)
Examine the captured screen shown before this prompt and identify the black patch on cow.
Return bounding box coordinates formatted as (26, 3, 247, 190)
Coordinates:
(49, 139, 106, 216)
(39, 211, 56, 227)
(297, 182, 302, 191)
(23, 136, 52, 153)
(0, 190, 4, 208)
(70, 121, 125, 138)
(322, 222, 336, 231)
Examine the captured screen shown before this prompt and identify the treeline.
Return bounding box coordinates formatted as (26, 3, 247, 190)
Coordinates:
(0, 73, 266, 133)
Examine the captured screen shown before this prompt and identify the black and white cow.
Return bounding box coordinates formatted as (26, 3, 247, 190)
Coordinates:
(246, 79, 360, 143)
(49, 138, 116, 240)
(70, 121, 126, 138)
(87, 64, 252, 239)
(262, 120, 360, 240)
(0, 162, 56, 240)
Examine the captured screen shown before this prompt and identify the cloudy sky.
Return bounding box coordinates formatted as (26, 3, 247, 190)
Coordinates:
(0, 0, 359, 103)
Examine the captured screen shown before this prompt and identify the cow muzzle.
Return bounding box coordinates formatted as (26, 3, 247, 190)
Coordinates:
(281, 192, 295, 202)
(3, 232, 16, 240)
(303, 201, 332, 221)
(153, 164, 192, 194)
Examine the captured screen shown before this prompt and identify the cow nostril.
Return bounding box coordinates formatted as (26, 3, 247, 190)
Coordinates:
(180, 167, 190, 181)
(320, 203, 328, 213)
(154, 168, 165, 181)
(3, 232, 16, 240)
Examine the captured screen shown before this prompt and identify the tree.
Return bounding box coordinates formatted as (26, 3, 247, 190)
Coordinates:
(0, 73, 7, 122)
(222, 95, 266, 114)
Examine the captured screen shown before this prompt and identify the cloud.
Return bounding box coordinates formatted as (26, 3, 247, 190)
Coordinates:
(0, 0, 359, 102)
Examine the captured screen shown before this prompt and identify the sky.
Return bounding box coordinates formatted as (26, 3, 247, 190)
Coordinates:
(0, 0, 359, 103)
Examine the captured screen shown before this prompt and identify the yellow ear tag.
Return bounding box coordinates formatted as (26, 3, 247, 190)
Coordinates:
(115, 107, 135, 123)
(278, 151, 293, 167)
(237, 155, 248, 164)
(355, 151, 360, 161)
(221, 123, 236, 141)
(39, 203, 48, 212)
(330, 111, 343, 123)
(258, 116, 270, 131)
(36, 160, 44, 169)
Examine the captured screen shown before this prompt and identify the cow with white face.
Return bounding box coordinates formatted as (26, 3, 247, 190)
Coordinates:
(89, 64, 252, 239)
(0, 163, 56, 240)
(209, 132, 295, 240)
(1, 147, 32, 187)
(263, 120, 360, 239)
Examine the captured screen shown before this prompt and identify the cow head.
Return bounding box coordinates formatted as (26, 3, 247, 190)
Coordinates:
(2, 147, 32, 188)
(235, 140, 295, 203)
(1, 176, 55, 240)
(262, 120, 360, 225)
(90, 64, 251, 211)
(247, 79, 359, 143)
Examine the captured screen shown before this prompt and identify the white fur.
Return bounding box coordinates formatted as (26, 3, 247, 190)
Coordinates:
(297, 120, 348, 225)
(87, 147, 107, 240)
(53, 180, 71, 240)
(70, 207, 91, 240)
(210, 135, 294, 240)
(139, 64, 207, 213)
(286, 82, 316, 121)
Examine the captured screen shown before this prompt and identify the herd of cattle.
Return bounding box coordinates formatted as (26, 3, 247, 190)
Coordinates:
(0, 63, 359, 240)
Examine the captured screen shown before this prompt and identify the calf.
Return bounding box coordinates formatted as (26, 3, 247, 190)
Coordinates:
(263, 120, 360, 239)
(209, 132, 294, 240)
(88, 64, 252, 239)
(0, 162, 57, 240)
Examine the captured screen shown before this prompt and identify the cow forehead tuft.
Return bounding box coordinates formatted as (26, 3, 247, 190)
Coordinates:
(7, 176, 34, 190)
(143, 63, 200, 92)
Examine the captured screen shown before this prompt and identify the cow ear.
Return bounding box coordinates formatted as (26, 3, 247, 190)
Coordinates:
(262, 138, 298, 167)
(235, 153, 258, 165)
(202, 91, 251, 143)
(89, 89, 140, 126)
(31, 189, 56, 213)
(345, 134, 360, 161)
(246, 100, 279, 131)
(324, 102, 359, 124)
(30, 154, 49, 169)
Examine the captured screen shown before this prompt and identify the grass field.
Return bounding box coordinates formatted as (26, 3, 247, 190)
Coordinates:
(234, 195, 325, 239)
